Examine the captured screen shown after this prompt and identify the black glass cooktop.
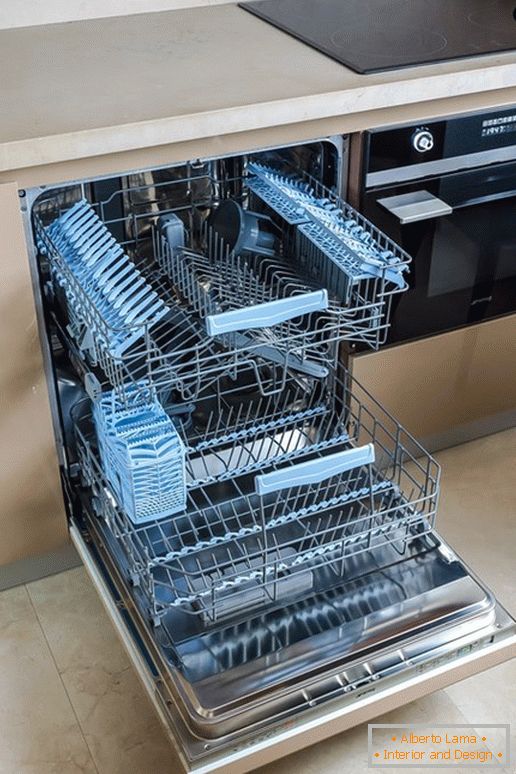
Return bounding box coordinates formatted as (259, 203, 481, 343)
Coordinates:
(240, 0, 516, 74)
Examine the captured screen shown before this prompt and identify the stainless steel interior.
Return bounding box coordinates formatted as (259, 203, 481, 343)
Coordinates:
(78, 503, 513, 765)
(88, 504, 498, 731)
(25, 136, 516, 771)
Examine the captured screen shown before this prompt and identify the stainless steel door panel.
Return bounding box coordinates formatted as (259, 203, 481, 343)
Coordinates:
(70, 521, 516, 772)
(177, 559, 495, 728)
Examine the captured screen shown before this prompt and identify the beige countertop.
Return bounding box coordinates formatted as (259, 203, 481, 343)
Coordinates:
(2, 2, 516, 177)
(0, 0, 229, 30)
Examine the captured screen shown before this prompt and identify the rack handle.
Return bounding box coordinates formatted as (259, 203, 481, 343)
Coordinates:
(206, 289, 328, 337)
(255, 444, 375, 496)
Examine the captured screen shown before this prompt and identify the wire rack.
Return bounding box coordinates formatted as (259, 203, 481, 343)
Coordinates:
(74, 372, 440, 627)
(33, 157, 411, 403)
(246, 161, 410, 329)
(156, 228, 355, 381)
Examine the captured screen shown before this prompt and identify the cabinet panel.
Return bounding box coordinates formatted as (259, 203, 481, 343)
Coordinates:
(0, 182, 67, 566)
(350, 316, 516, 450)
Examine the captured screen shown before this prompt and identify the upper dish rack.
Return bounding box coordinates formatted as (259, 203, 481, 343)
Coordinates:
(33, 160, 411, 403)
(157, 230, 340, 381)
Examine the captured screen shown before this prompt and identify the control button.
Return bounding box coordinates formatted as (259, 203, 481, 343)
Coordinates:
(412, 129, 434, 153)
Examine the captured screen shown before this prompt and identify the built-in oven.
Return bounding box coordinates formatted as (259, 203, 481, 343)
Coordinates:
(355, 106, 516, 346)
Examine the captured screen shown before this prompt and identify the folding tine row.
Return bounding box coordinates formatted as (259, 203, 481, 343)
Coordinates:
(40, 199, 169, 357)
(246, 161, 409, 293)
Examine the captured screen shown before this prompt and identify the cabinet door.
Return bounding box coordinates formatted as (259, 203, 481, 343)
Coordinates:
(350, 316, 516, 451)
(0, 182, 67, 566)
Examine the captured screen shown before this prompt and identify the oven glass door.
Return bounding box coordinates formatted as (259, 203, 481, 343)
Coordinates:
(363, 161, 516, 345)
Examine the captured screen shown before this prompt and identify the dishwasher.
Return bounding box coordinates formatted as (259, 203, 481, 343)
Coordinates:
(22, 136, 516, 773)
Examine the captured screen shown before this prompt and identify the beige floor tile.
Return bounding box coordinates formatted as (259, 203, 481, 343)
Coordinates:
(435, 428, 516, 614)
(0, 580, 33, 623)
(445, 658, 516, 761)
(27, 566, 127, 676)
(27, 568, 178, 774)
(0, 584, 97, 774)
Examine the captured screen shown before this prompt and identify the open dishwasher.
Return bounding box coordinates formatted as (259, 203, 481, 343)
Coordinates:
(24, 137, 516, 772)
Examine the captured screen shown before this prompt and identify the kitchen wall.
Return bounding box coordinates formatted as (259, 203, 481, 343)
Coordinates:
(0, 0, 232, 29)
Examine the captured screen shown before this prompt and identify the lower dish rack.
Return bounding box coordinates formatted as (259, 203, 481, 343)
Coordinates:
(74, 372, 440, 629)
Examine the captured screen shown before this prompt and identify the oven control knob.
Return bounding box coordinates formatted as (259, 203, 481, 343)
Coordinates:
(412, 129, 434, 153)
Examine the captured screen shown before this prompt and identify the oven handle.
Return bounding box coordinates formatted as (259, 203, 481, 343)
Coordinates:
(377, 190, 453, 224)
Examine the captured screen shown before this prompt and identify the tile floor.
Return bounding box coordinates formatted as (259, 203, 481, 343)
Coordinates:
(0, 428, 515, 774)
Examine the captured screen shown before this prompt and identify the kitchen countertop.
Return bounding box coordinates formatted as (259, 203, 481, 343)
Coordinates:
(2, 2, 516, 177)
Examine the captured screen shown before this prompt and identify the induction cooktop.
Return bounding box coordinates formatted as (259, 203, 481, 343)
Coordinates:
(240, 0, 516, 74)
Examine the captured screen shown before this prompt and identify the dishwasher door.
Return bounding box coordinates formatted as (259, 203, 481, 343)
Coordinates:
(69, 511, 515, 774)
